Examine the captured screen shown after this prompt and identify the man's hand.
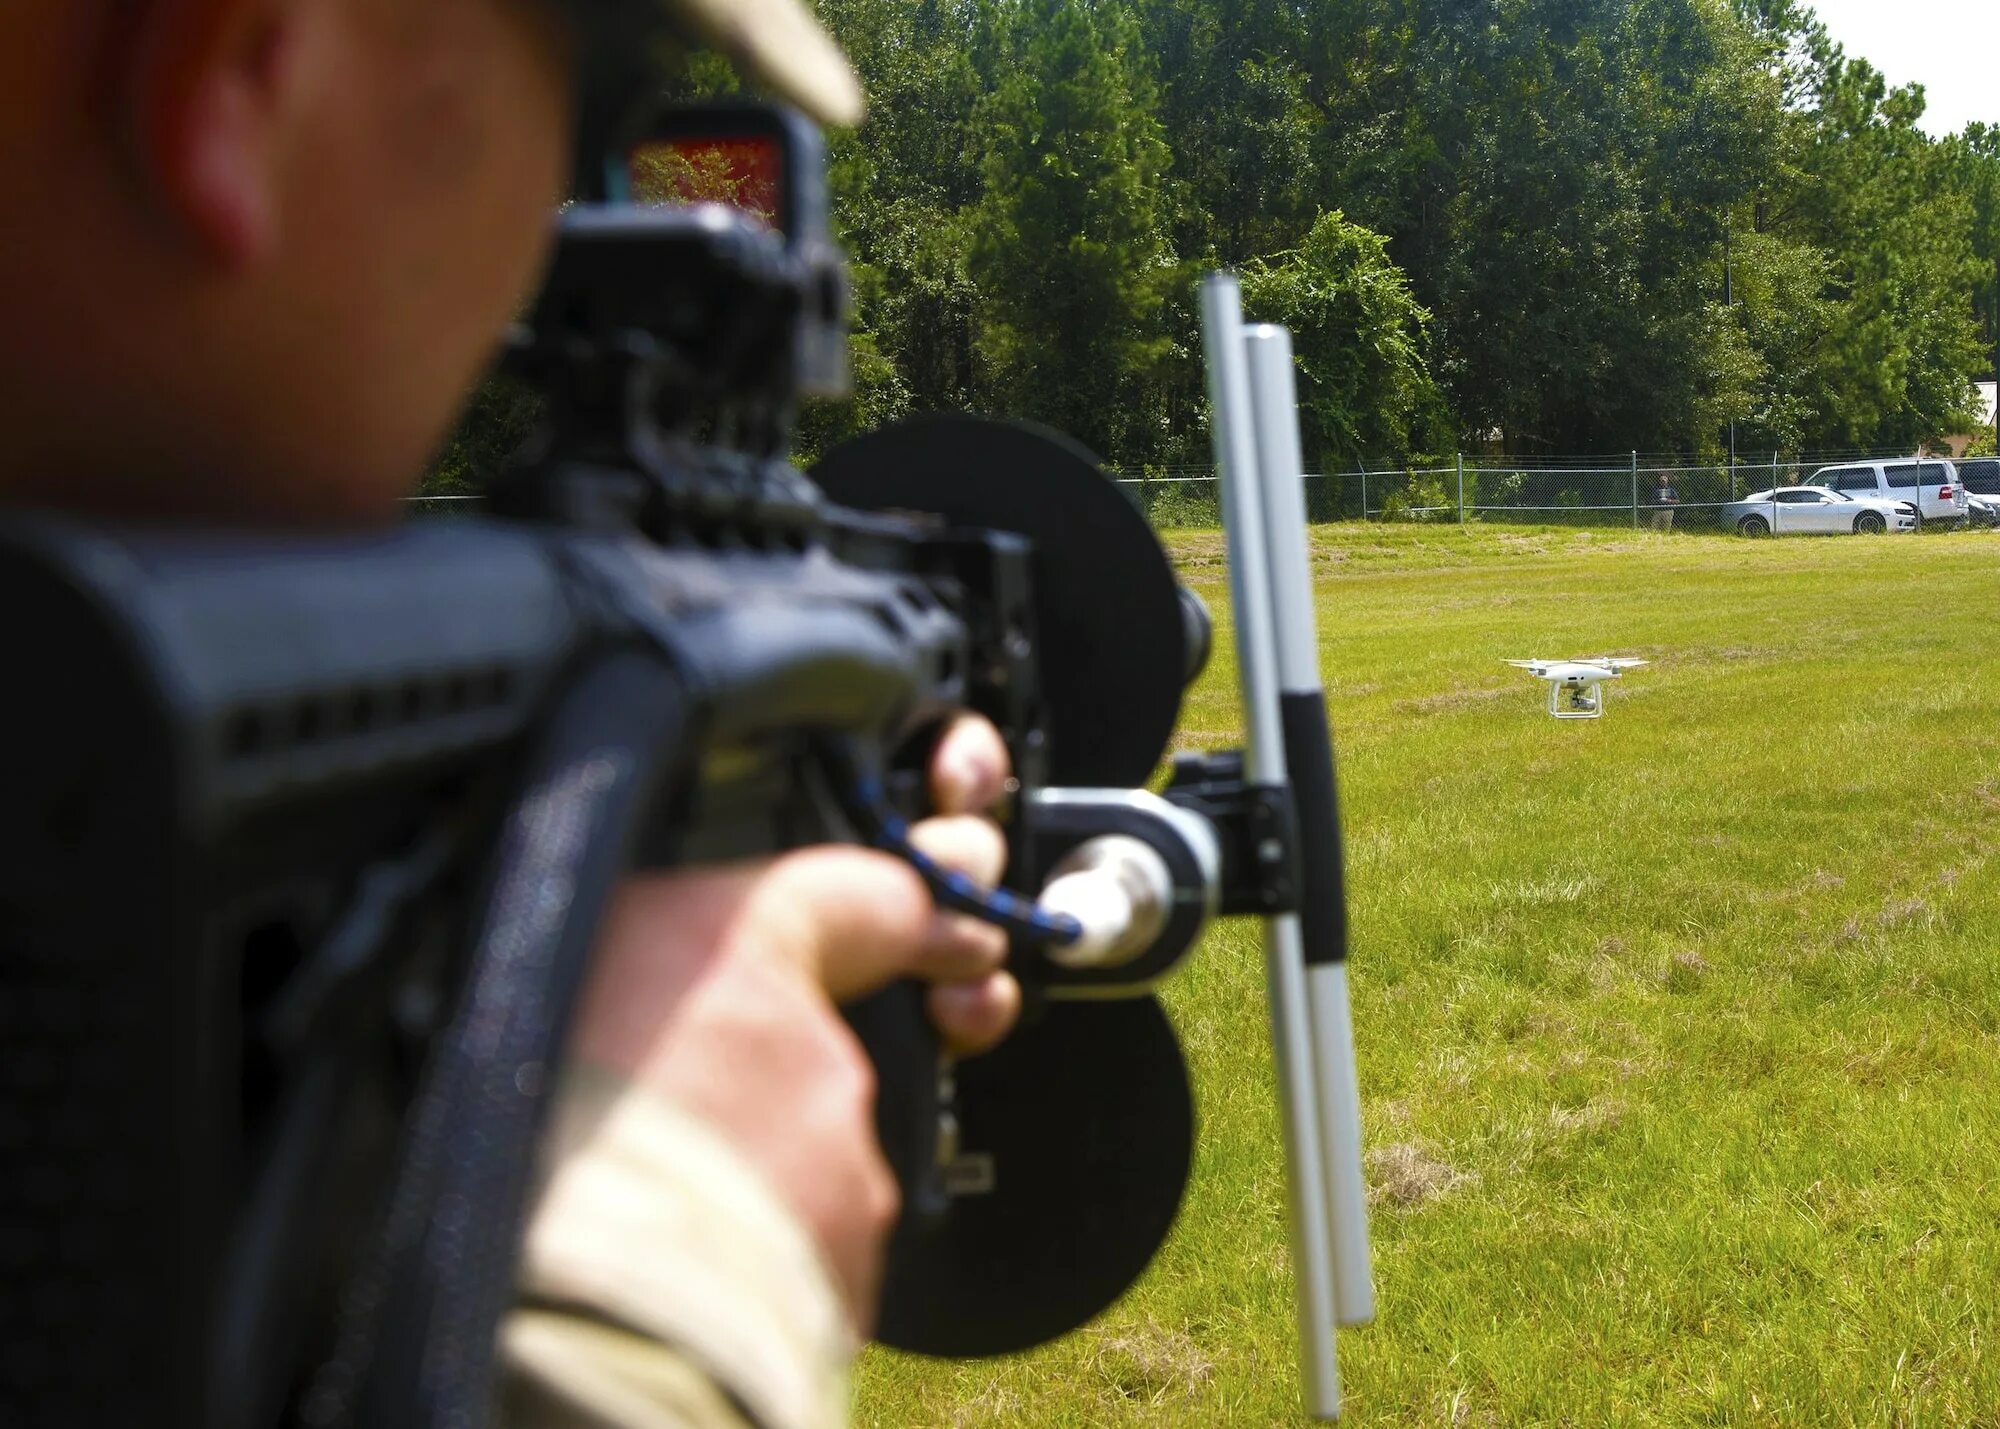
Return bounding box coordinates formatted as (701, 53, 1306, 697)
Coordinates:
(567, 716, 1021, 1329)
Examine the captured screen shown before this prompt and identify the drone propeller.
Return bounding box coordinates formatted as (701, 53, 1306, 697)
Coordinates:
(1506, 656, 1646, 674)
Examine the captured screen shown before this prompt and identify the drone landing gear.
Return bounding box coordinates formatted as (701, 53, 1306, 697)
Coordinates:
(1552, 683, 1601, 719)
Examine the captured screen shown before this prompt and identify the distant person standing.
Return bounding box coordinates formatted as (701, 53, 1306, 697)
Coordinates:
(1651, 472, 1680, 531)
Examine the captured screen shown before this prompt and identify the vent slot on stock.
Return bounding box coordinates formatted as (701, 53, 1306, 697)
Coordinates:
(222, 667, 521, 766)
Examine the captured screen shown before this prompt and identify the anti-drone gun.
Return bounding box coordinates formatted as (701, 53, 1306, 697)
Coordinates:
(0, 104, 1371, 1426)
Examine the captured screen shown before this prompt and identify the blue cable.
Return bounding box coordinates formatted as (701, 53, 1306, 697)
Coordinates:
(835, 766, 1083, 949)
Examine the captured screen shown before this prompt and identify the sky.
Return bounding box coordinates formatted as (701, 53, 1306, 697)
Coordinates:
(1806, 0, 2000, 137)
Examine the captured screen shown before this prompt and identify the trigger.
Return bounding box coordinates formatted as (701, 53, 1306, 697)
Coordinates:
(882, 767, 929, 822)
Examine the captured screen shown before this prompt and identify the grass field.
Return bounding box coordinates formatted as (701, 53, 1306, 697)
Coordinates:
(859, 523, 2000, 1426)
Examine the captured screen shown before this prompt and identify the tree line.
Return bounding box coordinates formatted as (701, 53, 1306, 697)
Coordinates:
(427, 0, 2000, 491)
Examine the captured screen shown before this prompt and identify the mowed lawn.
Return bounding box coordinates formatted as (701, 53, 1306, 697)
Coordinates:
(858, 523, 2000, 1426)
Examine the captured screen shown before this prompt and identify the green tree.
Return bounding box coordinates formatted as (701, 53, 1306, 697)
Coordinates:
(1760, 32, 1986, 447)
(967, 0, 1177, 461)
(811, 0, 989, 422)
(425, 0, 2000, 488)
(1381, 0, 1775, 452)
(420, 374, 540, 497)
(1943, 123, 2000, 406)
(1239, 211, 1447, 467)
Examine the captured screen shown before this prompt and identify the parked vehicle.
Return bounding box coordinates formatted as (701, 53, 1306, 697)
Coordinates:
(1958, 458, 1999, 527)
(1721, 487, 1917, 537)
(1805, 458, 1969, 526)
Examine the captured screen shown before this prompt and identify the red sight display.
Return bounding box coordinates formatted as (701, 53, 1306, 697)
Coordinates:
(625, 136, 782, 233)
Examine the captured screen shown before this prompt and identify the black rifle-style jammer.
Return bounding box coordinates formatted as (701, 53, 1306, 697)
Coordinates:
(0, 104, 1369, 1427)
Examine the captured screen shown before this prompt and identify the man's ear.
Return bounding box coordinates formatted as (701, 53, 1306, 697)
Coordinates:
(117, 0, 308, 267)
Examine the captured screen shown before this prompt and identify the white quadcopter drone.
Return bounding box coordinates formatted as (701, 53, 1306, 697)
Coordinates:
(1504, 657, 1648, 719)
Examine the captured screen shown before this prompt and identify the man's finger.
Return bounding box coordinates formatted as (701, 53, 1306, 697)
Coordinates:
(903, 815, 1009, 979)
(748, 848, 933, 1001)
(929, 714, 1010, 815)
(904, 814, 1007, 888)
(913, 912, 1009, 982)
(927, 973, 1023, 1057)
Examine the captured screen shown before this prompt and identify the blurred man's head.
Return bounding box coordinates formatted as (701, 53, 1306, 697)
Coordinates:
(0, 0, 856, 524)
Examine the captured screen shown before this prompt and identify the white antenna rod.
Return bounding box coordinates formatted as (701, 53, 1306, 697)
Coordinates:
(1243, 326, 1376, 1332)
(1200, 274, 1344, 1419)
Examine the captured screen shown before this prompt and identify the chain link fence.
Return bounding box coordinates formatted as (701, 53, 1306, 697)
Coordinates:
(410, 450, 1965, 538)
(1116, 453, 1956, 534)
(404, 494, 482, 517)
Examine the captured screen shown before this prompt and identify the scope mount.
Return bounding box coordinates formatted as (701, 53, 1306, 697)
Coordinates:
(490, 204, 846, 541)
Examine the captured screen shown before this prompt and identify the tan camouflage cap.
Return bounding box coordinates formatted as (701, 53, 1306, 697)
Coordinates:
(661, 0, 863, 126)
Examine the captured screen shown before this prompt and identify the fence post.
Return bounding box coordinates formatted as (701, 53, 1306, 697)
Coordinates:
(1456, 453, 1466, 525)
(1631, 451, 1640, 529)
(1360, 468, 1368, 521)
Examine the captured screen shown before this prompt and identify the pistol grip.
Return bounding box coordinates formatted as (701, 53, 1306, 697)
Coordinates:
(843, 980, 950, 1224)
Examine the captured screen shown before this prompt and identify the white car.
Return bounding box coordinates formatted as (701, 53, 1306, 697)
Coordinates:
(1960, 459, 1999, 527)
(1806, 459, 1969, 526)
(1721, 487, 1916, 537)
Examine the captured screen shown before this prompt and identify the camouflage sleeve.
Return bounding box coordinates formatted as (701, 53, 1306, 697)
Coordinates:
(498, 1067, 855, 1429)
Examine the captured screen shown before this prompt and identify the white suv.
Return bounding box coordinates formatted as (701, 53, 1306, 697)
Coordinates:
(1807, 459, 1970, 526)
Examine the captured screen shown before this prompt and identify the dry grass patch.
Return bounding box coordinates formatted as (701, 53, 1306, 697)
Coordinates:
(1367, 1141, 1477, 1208)
(1877, 897, 1930, 930)
(1085, 1318, 1216, 1408)
(1662, 949, 1710, 993)
(1548, 1096, 1626, 1135)
(1166, 727, 1241, 753)
(1397, 685, 1515, 716)
(942, 1381, 1022, 1427)
(1163, 531, 1228, 571)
